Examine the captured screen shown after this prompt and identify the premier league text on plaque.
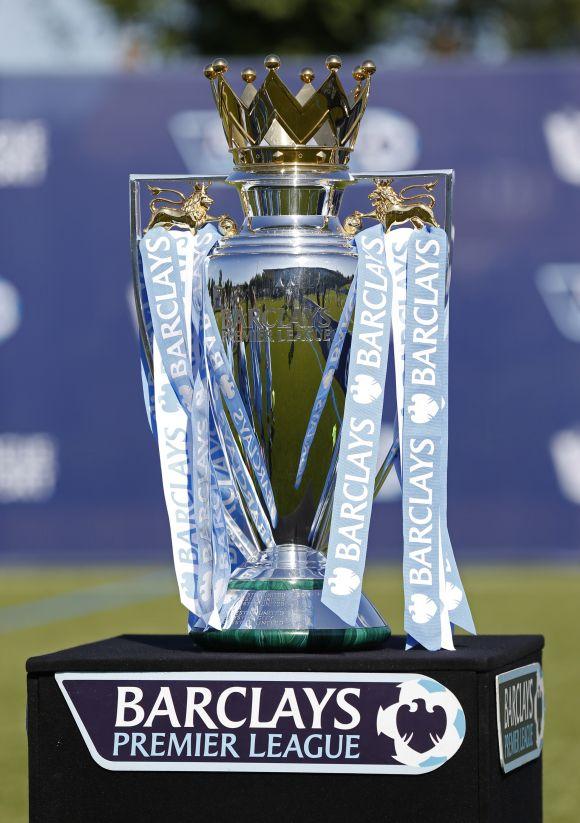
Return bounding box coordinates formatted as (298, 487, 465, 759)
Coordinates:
(57, 671, 465, 774)
(496, 663, 544, 773)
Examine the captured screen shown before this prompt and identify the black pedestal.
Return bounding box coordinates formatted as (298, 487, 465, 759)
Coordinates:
(27, 634, 543, 823)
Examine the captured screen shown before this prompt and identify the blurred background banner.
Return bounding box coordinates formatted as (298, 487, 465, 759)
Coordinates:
(1, 60, 580, 562)
(3, 6, 580, 821)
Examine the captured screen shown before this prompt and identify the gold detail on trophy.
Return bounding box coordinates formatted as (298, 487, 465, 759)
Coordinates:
(145, 181, 238, 236)
(203, 55, 376, 168)
(241, 67, 257, 83)
(342, 178, 439, 235)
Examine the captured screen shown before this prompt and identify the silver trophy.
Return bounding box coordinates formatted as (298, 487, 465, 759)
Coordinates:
(130, 55, 453, 650)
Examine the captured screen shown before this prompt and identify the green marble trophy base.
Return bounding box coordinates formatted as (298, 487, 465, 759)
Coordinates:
(192, 624, 390, 652)
(189, 546, 390, 652)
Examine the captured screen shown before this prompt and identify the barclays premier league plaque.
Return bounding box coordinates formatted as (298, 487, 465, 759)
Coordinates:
(130, 55, 475, 652)
(56, 670, 466, 774)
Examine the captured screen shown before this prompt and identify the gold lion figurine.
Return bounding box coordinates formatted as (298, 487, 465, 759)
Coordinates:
(145, 181, 237, 237)
(343, 177, 438, 235)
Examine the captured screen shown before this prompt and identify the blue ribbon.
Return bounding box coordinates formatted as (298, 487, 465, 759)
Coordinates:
(140, 228, 207, 621)
(139, 228, 195, 407)
(322, 225, 392, 625)
(401, 227, 474, 650)
(319, 223, 474, 647)
(140, 226, 228, 627)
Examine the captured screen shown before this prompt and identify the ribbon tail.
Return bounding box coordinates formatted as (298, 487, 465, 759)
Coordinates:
(442, 523, 476, 635)
(438, 517, 455, 651)
(140, 348, 156, 438)
(401, 226, 449, 651)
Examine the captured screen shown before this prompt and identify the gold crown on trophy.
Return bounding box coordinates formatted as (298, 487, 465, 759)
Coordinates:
(204, 54, 376, 168)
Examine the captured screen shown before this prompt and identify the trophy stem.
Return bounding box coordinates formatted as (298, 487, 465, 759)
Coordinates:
(190, 545, 390, 652)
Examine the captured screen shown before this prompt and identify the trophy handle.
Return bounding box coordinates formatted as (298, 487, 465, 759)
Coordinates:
(132, 255, 154, 374)
(374, 436, 399, 497)
(130, 179, 154, 374)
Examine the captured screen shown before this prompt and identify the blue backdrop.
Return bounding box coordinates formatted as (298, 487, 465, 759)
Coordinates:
(1, 59, 580, 562)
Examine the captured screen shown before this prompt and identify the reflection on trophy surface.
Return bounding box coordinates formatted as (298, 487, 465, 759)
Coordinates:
(207, 210, 356, 550)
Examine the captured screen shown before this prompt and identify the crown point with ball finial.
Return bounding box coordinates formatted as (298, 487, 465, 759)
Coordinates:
(326, 55, 342, 72)
(204, 54, 376, 169)
(212, 58, 229, 74)
(264, 54, 281, 71)
(241, 67, 256, 83)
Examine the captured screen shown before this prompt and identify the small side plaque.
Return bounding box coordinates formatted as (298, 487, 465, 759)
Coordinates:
(57, 671, 466, 774)
(496, 663, 544, 773)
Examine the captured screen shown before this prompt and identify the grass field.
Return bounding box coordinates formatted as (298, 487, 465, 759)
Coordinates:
(1, 564, 579, 821)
